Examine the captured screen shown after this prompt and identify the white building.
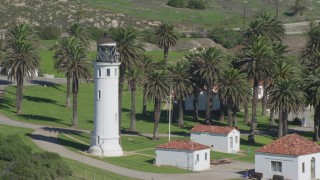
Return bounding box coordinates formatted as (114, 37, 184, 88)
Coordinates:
(190, 124, 240, 153)
(156, 140, 210, 171)
(184, 85, 264, 111)
(255, 134, 320, 180)
(88, 34, 123, 157)
(184, 91, 221, 111)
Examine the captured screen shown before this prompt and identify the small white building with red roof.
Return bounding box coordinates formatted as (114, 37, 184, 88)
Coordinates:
(155, 140, 210, 171)
(190, 124, 240, 153)
(255, 134, 320, 180)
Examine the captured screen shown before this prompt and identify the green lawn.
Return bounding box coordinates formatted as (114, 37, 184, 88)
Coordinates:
(0, 125, 134, 180)
(59, 132, 190, 173)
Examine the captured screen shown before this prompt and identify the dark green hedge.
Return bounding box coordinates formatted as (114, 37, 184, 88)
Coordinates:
(208, 28, 243, 48)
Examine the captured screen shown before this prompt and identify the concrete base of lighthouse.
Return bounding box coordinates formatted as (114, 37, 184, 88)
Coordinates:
(88, 137, 123, 157)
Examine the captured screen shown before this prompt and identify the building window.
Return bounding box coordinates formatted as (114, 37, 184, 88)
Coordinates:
(106, 69, 110, 77)
(115, 68, 117, 77)
(230, 137, 233, 148)
(302, 162, 305, 173)
(205, 153, 207, 160)
(196, 154, 199, 162)
(271, 161, 282, 172)
(235, 136, 238, 144)
(98, 90, 101, 100)
(98, 69, 101, 77)
(258, 87, 262, 94)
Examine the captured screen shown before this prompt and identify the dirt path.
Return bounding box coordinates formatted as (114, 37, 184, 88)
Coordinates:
(0, 113, 254, 180)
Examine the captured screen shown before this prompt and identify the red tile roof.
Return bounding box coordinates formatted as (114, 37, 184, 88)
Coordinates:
(156, 140, 210, 151)
(256, 134, 320, 156)
(190, 124, 238, 135)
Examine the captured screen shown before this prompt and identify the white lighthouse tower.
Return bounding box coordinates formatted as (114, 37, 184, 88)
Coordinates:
(88, 34, 123, 157)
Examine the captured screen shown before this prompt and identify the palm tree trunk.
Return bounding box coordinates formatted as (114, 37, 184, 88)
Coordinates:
(16, 75, 24, 114)
(282, 110, 288, 136)
(314, 104, 320, 141)
(227, 106, 232, 127)
(192, 90, 199, 122)
(232, 106, 237, 127)
(130, 87, 136, 131)
(261, 83, 268, 115)
(248, 79, 259, 143)
(278, 107, 283, 138)
(66, 74, 71, 108)
(118, 64, 126, 137)
(164, 46, 169, 64)
(142, 92, 147, 115)
(244, 102, 249, 124)
(72, 92, 78, 128)
(205, 87, 211, 124)
(219, 97, 225, 121)
(178, 100, 184, 128)
(153, 98, 161, 140)
(270, 108, 276, 125)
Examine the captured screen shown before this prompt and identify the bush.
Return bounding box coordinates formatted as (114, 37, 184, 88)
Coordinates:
(36, 26, 61, 40)
(167, 0, 186, 8)
(141, 29, 156, 44)
(187, 0, 205, 9)
(208, 28, 243, 48)
(86, 27, 105, 41)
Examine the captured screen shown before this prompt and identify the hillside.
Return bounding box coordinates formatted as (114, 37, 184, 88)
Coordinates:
(1, 0, 320, 31)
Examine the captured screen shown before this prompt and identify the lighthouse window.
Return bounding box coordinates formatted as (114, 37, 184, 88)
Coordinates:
(106, 69, 110, 77)
(98, 90, 101, 100)
(98, 69, 101, 77)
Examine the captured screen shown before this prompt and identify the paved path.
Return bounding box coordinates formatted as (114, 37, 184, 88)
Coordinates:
(0, 114, 253, 180)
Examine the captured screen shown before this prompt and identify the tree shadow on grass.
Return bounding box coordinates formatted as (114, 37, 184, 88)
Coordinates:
(29, 133, 89, 151)
(144, 159, 155, 165)
(24, 95, 58, 104)
(30, 80, 64, 92)
(0, 79, 12, 85)
(0, 96, 14, 109)
(18, 114, 69, 126)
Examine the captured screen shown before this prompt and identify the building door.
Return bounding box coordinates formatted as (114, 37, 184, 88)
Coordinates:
(311, 157, 315, 179)
(230, 137, 233, 149)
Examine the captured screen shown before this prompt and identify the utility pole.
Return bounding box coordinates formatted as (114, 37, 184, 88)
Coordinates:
(243, 7, 246, 28)
(168, 85, 172, 142)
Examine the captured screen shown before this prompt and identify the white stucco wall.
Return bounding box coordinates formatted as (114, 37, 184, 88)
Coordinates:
(297, 153, 320, 180)
(185, 92, 220, 111)
(88, 62, 123, 156)
(190, 129, 240, 153)
(257, 85, 264, 99)
(155, 148, 210, 171)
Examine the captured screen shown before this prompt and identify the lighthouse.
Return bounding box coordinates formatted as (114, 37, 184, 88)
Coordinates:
(88, 34, 123, 157)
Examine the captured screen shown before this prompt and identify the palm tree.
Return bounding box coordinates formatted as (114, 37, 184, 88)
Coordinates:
(268, 79, 306, 137)
(168, 61, 193, 128)
(244, 12, 285, 42)
(68, 22, 90, 48)
(64, 37, 92, 127)
(237, 36, 274, 143)
(288, 0, 307, 16)
(154, 22, 179, 64)
(301, 21, 320, 62)
(110, 27, 143, 134)
(217, 69, 251, 127)
(144, 71, 170, 140)
(139, 54, 158, 115)
(194, 47, 226, 124)
(0, 23, 39, 114)
(53, 37, 73, 107)
(304, 73, 320, 141)
(126, 65, 143, 131)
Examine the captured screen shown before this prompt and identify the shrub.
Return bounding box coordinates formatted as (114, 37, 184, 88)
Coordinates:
(167, 0, 186, 8)
(36, 26, 61, 40)
(141, 29, 156, 44)
(86, 27, 105, 41)
(187, 0, 205, 9)
(208, 28, 243, 48)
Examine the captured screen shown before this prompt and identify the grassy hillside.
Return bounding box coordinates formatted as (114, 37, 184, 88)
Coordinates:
(1, 0, 319, 30)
